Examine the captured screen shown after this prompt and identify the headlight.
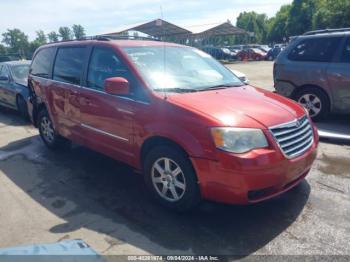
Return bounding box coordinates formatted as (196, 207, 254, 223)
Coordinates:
(211, 127, 268, 153)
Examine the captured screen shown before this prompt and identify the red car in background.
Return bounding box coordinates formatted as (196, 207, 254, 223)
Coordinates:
(237, 48, 267, 61)
(28, 39, 318, 211)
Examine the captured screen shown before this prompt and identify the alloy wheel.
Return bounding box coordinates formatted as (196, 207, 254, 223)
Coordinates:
(41, 116, 55, 143)
(298, 94, 322, 117)
(151, 157, 186, 202)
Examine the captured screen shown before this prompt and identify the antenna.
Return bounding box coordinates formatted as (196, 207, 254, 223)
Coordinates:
(160, 5, 168, 100)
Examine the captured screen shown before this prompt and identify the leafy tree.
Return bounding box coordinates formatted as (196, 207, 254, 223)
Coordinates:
(285, 0, 317, 36)
(267, 4, 291, 43)
(313, 0, 350, 29)
(58, 27, 72, 41)
(47, 31, 59, 42)
(29, 30, 48, 54)
(35, 30, 47, 45)
(0, 44, 7, 55)
(236, 11, 268, 43)
(72, 24, 86, 39)
(1, 28, 29, 55)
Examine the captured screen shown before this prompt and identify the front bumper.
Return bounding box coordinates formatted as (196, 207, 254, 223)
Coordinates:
(191, 128, 318, 205)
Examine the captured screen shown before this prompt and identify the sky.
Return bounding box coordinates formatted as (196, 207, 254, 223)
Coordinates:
(0, 0, 292, 40)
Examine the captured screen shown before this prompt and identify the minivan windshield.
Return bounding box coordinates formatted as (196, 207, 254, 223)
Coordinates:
(122, 46, 243, 92)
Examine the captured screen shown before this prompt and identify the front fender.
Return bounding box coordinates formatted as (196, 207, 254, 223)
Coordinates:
(143, 122, 207, 157)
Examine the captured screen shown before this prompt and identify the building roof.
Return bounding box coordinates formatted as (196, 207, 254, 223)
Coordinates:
(194, 21, 247, 37)
(105, 19, 192, 37)
(102, 19, 248, 38)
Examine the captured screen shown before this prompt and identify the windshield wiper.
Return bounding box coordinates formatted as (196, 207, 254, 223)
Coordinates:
(153, 88, 198, 93)
(198, 83, 243, 91)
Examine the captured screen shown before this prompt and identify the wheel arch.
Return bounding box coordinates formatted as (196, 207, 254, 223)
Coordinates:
(292, 84, 332, 111)
(140, 136, 189, 168)
(33, 102, 48, 127)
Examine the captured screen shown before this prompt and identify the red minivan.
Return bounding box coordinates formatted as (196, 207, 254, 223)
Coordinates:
(28, 39, 318, 211)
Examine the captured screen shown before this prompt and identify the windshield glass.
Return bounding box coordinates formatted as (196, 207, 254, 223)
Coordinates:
(11, 64, 30, 84)
(122, 46, 243, 92)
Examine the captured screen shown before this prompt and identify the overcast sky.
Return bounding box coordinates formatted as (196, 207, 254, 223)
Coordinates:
(0, 0, 292, 40)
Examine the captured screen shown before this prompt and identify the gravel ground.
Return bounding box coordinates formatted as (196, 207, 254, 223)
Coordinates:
(0, 61, 349, 259)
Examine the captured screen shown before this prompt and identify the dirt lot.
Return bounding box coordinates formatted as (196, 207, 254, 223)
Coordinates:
(0, 62, 350, 258)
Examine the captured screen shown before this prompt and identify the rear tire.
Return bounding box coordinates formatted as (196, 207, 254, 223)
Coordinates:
(143, 145, 201, 212)
(38, 109, 71, 150)
(293, 87, 330, 121)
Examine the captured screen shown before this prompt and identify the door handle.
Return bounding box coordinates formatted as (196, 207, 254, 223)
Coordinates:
(332, 73, 343, 80)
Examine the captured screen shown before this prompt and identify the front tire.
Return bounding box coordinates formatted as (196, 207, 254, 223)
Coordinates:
(38, 109, 70, 150)
(294, 87, 330, 121)
(144, 145, 201, 212)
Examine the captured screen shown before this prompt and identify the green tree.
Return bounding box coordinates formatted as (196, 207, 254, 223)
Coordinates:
(236, 11, 268, 43)
(0, 44, 7, 55)
(313, 0, 350, 29)
(35, 30, 47, 45)
(47, 31, 59, 42)
(72, 24, 86, 39)
(285, 0, 317, 36)
(267, 4, 292, 43)
(58, 27, 72, 41)
(29, 30, 48, 54)
(1, 28, 29, 56)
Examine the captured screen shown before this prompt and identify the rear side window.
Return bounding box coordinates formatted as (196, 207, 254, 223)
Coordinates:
(31, 48, 56, 78)
(0, 65, 9, 78)
(340, 37, 350, 63)
(288, 37, 340, 62)
(53, 47, 86, 85)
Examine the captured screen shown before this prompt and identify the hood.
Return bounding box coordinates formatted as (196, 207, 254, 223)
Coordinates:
(168, 85, 305, 128)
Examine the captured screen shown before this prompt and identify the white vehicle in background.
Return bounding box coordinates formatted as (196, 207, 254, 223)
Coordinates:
(230, 69, 249, 85)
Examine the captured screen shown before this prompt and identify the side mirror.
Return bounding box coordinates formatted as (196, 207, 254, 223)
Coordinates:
(104, 77, 129, 95)
(0, 76, 9, 82)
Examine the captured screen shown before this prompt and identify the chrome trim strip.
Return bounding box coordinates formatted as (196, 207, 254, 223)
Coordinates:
(280, 130, 313, 148)
(81, 123, 129, 142)
(117, 108, 134, 115)
(288, 138, 314, 158)
(284, 136, 313, 154)
(277, 124, 311, 142)
(272, 119, 309, 136)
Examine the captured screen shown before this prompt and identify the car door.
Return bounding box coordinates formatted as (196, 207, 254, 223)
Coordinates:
(0, 65, 5, 104)
(327, 36, 350, 113)
(79, 46, 136, 165)
(2, 64, 18, 107)
(51, 46, 88, 144)
(0, 64, 15, 108)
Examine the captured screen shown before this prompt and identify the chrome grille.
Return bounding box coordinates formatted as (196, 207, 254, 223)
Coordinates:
(269, 115, 314, 158)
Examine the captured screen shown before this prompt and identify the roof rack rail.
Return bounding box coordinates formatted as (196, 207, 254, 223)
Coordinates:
(87, 35, 161, 41)
(303, 28, 350, 36)
(47, 34, 161, 44)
